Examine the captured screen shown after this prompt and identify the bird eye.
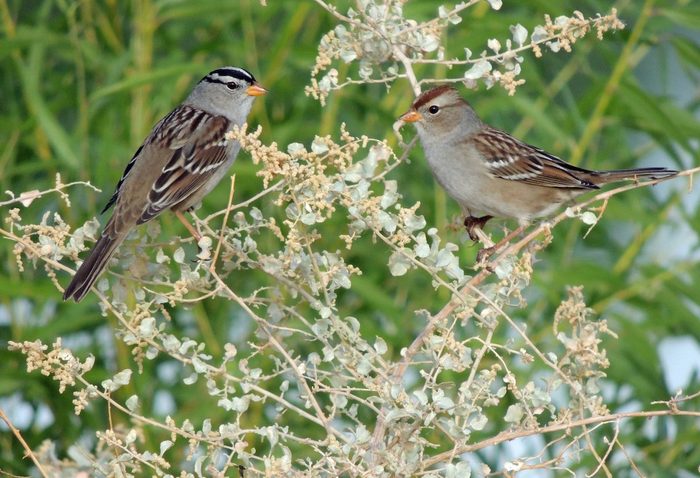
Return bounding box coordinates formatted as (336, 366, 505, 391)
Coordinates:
(428, 105, 440, 114)
(226, 83, 238, 90)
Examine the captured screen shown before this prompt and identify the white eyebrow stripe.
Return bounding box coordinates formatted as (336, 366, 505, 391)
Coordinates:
(209, 73, 241, 83)
(205, 67, 254, 84)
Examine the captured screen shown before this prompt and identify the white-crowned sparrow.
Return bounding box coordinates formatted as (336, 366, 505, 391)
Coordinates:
(399, 85, 678, 240)
(63, 66, 267, 302)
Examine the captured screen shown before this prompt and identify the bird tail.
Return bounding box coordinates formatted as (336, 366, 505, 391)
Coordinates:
(591, 167, 678, 184)
(63, 232, 125, 302)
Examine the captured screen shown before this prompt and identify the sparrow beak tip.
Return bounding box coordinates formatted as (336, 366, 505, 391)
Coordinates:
(399, 111, 422, 123)
(246, 83, 268, 97)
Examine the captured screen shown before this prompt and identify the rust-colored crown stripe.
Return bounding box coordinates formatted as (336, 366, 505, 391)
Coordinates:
(412, 85, 457, 110)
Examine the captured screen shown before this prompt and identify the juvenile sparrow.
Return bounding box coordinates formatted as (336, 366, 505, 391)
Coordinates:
(63, 66, 267, 302)
(399, 85, 678, 240)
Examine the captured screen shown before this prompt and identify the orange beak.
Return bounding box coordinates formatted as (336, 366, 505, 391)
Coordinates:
(399, 110, 422, 123)
(246, 83, 268, 97)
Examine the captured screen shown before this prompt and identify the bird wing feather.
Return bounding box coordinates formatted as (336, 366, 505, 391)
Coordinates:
(472, 128, 598, 190)
(99, 105, 231, 227)
(139, 111, 230, 223)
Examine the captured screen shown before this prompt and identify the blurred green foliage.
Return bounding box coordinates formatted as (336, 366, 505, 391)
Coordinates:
(1, 0, 699, 475)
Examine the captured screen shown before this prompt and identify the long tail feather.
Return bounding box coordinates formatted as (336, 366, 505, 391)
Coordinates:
(63, 233, 125, 302)
(591, 167, 678, 184)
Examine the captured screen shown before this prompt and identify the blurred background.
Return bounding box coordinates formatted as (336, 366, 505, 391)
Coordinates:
(1, 0, 699, 475)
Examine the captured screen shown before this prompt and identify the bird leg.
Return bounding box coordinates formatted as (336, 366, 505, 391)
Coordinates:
(464, 215, 493, 242)
(475, 224, 527, 265)
(175, 210, 202, 243)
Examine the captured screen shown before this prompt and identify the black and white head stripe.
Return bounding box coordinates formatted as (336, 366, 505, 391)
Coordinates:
(200, 67, 255, 86)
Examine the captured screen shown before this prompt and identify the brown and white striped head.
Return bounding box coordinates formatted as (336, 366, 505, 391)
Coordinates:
(399, 85, 483, 139)
(185, 66, 267, 123)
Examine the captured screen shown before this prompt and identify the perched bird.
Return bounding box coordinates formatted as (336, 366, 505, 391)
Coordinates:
(399, 85, 678, 240)
(63, 66, 267, 302)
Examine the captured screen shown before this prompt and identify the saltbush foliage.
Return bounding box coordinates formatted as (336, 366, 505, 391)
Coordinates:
(1, 1, 699, 476)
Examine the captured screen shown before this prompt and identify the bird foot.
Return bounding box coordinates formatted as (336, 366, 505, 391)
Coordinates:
(175, 210, 202, 242)
(476, 245, 496, 265)
(464, 215, 493, 242)
(174, 210, 210, 263)
(474, 245, 497, 272)
(473, 224, 528, 270)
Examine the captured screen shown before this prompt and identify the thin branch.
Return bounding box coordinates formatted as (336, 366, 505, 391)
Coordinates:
(207, 268, 337, 439)
(0, 407, 49, 478)
(423, 408, 700, 468)
(0, 181, 99, 208)
(394, 0, 481, 37)
(210, 174, 236, 269)
(312, 0, 365, 27)
(614, 434, 646, 478)
(587, 420, 619, 478)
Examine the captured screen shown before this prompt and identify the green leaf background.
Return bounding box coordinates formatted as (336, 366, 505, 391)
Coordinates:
(0, 0, 699, 475)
